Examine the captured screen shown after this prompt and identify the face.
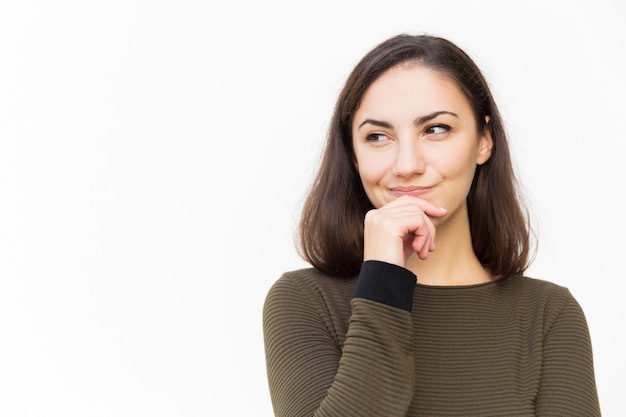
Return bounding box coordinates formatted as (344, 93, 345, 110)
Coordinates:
(352, 63, 492, 226)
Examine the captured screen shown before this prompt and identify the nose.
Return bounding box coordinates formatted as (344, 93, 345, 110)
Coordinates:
(392, 137, 426, 177)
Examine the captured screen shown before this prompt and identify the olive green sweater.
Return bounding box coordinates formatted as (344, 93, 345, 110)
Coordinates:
(263, 261, 600, 416)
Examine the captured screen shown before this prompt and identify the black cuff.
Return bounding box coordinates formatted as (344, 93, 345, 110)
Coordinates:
(353, 260, 416, 312)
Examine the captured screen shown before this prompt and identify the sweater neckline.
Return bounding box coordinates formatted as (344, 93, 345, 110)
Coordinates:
(414, 274, 513, 290)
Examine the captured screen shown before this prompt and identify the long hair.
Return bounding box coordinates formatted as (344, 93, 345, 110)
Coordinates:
(298, 34, 532, 278)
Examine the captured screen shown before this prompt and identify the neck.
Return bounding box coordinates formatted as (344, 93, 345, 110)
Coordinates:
(406, 211, 494, 286)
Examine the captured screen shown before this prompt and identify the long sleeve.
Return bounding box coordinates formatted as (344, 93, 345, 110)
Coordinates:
(262, 261, 416, 417)
(263, 268, 602, 416)
(534, 291, 601, 416)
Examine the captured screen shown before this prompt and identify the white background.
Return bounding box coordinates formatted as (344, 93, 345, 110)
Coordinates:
(1, 0, 624, 416)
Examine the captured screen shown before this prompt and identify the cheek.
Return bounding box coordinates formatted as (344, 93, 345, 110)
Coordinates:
(431, 141, 479, 178)
(355, 151, 389, 186)
(435, 154, 469, 177)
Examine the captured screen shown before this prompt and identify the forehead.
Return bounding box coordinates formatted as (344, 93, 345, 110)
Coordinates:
(355, 64, 473, 121)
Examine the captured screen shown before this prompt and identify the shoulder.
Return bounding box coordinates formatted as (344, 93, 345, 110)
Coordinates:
(508, 275, 572, 297)
(264, 268, 358, 316)
(507, 276, 588, 331)
(509, 275, 576, 304)
(267, 267, 358, 299)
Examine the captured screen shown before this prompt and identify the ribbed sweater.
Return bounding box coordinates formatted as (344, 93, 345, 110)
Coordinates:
(263, 261, 600, 416)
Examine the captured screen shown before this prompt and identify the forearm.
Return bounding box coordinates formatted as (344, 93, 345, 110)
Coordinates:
(263, 262, 417, 417)
(313, 298, 415, 416)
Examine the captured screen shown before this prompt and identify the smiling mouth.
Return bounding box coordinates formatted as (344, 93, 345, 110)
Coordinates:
(389, 187, 432, 198)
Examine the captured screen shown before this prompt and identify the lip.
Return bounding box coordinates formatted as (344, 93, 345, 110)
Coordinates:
(389, 186, 432, 198)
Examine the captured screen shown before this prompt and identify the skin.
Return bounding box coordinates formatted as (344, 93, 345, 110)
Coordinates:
(352, 63, 494, 286)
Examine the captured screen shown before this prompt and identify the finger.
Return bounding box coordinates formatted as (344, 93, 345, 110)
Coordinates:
(424, 204, 447, 218)
(411, 233, 428, 256)
(413, 232, 433, 260)
(411, 217, 436, 259)
(389, 195, 447, 218)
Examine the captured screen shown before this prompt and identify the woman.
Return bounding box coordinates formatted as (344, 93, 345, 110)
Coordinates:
(263, 34, 600, 416)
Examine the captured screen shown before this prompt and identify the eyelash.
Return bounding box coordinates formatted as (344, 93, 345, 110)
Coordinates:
(364, 124, 451, 143)
(425, 124, 451, 136)
(365, 133, 389, 143)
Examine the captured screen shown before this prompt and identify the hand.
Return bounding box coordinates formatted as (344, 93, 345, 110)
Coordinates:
(363, 195, 447, 267)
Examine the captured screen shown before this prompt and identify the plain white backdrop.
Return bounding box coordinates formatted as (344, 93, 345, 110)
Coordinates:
(1, 0, 624, 415)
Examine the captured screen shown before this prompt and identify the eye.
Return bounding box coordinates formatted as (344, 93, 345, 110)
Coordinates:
(425, 124, 451, 136)
(365, 133, 390, 143)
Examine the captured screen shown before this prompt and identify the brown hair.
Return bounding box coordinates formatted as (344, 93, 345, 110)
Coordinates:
(298, 34, 532, 278)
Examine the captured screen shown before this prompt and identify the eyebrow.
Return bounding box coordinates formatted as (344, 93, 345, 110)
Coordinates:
(357, 119, 393, 130)
(414, 111, 458, 126)
(357, 111, 458, 130)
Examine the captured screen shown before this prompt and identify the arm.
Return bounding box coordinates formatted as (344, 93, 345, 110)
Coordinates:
(535, 293, 601, 416)
(263, 261, 416, 417)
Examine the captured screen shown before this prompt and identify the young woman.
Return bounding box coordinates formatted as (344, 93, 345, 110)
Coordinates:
(263, 34, 600, 416)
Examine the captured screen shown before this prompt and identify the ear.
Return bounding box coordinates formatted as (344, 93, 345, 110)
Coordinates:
(476, 116, 493, 165)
